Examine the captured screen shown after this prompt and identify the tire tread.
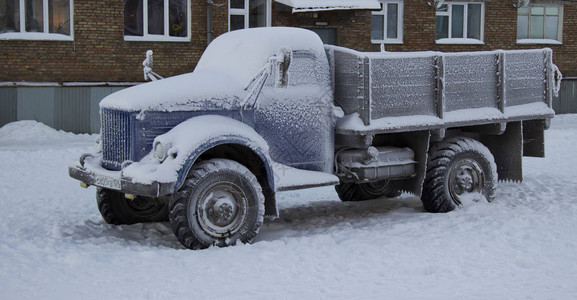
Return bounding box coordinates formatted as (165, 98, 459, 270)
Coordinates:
(422, 137, 497, 213)
(169, 159, 264, 250)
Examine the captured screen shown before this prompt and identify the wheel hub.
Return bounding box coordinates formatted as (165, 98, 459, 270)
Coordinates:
(455, 169, 474, 192)
(207, 196, 237, 226)
(196, 182, 247, 238)
(448, 158, 484, 206)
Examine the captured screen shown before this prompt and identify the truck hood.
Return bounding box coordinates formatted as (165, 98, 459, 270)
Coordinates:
(99, 70, 245, 112)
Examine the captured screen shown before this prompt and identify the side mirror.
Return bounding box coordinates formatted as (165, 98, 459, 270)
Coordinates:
(275, 47, 291, 88)
(142, 50, 164, 81)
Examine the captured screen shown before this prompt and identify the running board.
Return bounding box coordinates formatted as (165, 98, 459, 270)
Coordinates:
(273, 163, 340, 192)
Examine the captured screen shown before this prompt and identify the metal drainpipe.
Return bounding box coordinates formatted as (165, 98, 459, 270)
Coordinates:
(207, 0, 213, 45)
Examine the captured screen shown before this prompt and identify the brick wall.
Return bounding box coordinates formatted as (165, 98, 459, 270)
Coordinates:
(1, 0, 208, 82)
(272, 3, 373, 50)
(378, 0, 577, 77)
(0, 0, 373, 83)
(1, 0, 576, 82)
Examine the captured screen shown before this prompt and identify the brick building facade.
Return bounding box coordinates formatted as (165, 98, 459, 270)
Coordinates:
(1, 0, 576, 132)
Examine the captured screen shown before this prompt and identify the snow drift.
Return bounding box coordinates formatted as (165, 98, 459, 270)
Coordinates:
(1, 115, 576, 299)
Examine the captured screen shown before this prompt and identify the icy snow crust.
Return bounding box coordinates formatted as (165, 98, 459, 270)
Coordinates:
(98, 70, 244, 112)
(275, 0, 381, 12)
(100, 27, 326, 112)
(0, 120, 94, 150)
(2, 115, 577, 298)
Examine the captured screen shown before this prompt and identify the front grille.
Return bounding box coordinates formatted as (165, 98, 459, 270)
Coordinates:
(101, 109, 132, 170)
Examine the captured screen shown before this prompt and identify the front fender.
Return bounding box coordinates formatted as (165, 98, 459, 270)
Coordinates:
(175, 135, 275, 193)
(121, 115, 275, 196)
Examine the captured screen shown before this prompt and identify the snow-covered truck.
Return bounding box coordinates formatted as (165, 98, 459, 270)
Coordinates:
(69, 27, 561, 250)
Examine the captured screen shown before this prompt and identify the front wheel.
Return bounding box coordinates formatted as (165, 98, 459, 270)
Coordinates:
(97, 188, 168, 225)
(421, 137, 497, 213)
(169, 159, 265, 250)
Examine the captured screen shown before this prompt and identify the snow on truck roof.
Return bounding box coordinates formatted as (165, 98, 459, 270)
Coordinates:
(195, 27, 326, 84)
(100, 27, 325, 112)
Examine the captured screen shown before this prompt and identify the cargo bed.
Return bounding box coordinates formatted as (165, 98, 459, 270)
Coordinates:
(326, 46, 558, 135)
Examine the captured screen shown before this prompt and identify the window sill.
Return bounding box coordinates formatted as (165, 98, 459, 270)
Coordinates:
(435, 38, 484, 45)
(0, 32, 73, 41)
(517, 39, 562, 45)
(371, 40, 403, 45)
(124, 35, 191, 42)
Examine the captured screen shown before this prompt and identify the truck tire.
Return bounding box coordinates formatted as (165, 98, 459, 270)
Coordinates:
(96, 188, 168, 225)
(422, 137, 497, 213)
(169, 159, 265, 250)
(335, 180, 401, 202)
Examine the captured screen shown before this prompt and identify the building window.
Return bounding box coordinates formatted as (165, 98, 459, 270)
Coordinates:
(435, 2, 483, 44)
(0, 0, 73, 40)
(371, 0, 403, 44)
(124, 0, 190, 41)
(517, 5, 562, 44)
(229, 0, 271, 31)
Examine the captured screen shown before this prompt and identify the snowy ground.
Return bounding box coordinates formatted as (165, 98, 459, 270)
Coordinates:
(1, 116, 576, 299)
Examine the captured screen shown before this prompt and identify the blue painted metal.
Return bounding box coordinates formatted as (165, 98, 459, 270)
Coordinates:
(133, 110, 245, 165)
(253, 50, 334, 173)
(101, 109, 133, 170)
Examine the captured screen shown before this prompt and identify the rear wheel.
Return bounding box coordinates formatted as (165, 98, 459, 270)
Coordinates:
(335, 180, 401, 202)
(97, 188, 168, 225)
(169, 159, 265, 250)
(421, 137, 497, 213)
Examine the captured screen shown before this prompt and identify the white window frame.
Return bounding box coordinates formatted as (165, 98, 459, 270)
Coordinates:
(516, 4, 563, 45)
(435, 1, 484, 45)
(0, 0, 74, 41)
(228, 0, 271, 31)
(371, 0, 403, 44)
(124, 0, 191, 42)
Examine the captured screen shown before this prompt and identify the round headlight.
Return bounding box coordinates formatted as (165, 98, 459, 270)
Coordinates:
(153, 141, 168, 162)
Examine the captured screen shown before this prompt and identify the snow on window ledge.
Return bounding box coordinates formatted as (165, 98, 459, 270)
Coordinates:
(0, 32, 73, 41)
(435, 38, 484, 45)
(0, 82, 140, 87)
(517, 39, 562, 45)
(124, 35, 191, 43)
(371, 39, 403, 45)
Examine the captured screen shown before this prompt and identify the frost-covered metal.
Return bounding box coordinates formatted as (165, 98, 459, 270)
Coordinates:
(101, 109, 132, 170)
(328, 46, 557, 133)
(254, 49, 335, 173)
(142, 50, 163, 81)
(337, 146, 416, 182)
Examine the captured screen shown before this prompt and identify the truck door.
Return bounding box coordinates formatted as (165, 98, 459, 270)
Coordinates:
(253, 49, 334, 173)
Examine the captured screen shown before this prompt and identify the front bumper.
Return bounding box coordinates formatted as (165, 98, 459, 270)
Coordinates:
(68, 154, 174, 198)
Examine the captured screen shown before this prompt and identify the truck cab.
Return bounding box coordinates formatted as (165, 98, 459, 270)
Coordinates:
(70, 28, 340, 249)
